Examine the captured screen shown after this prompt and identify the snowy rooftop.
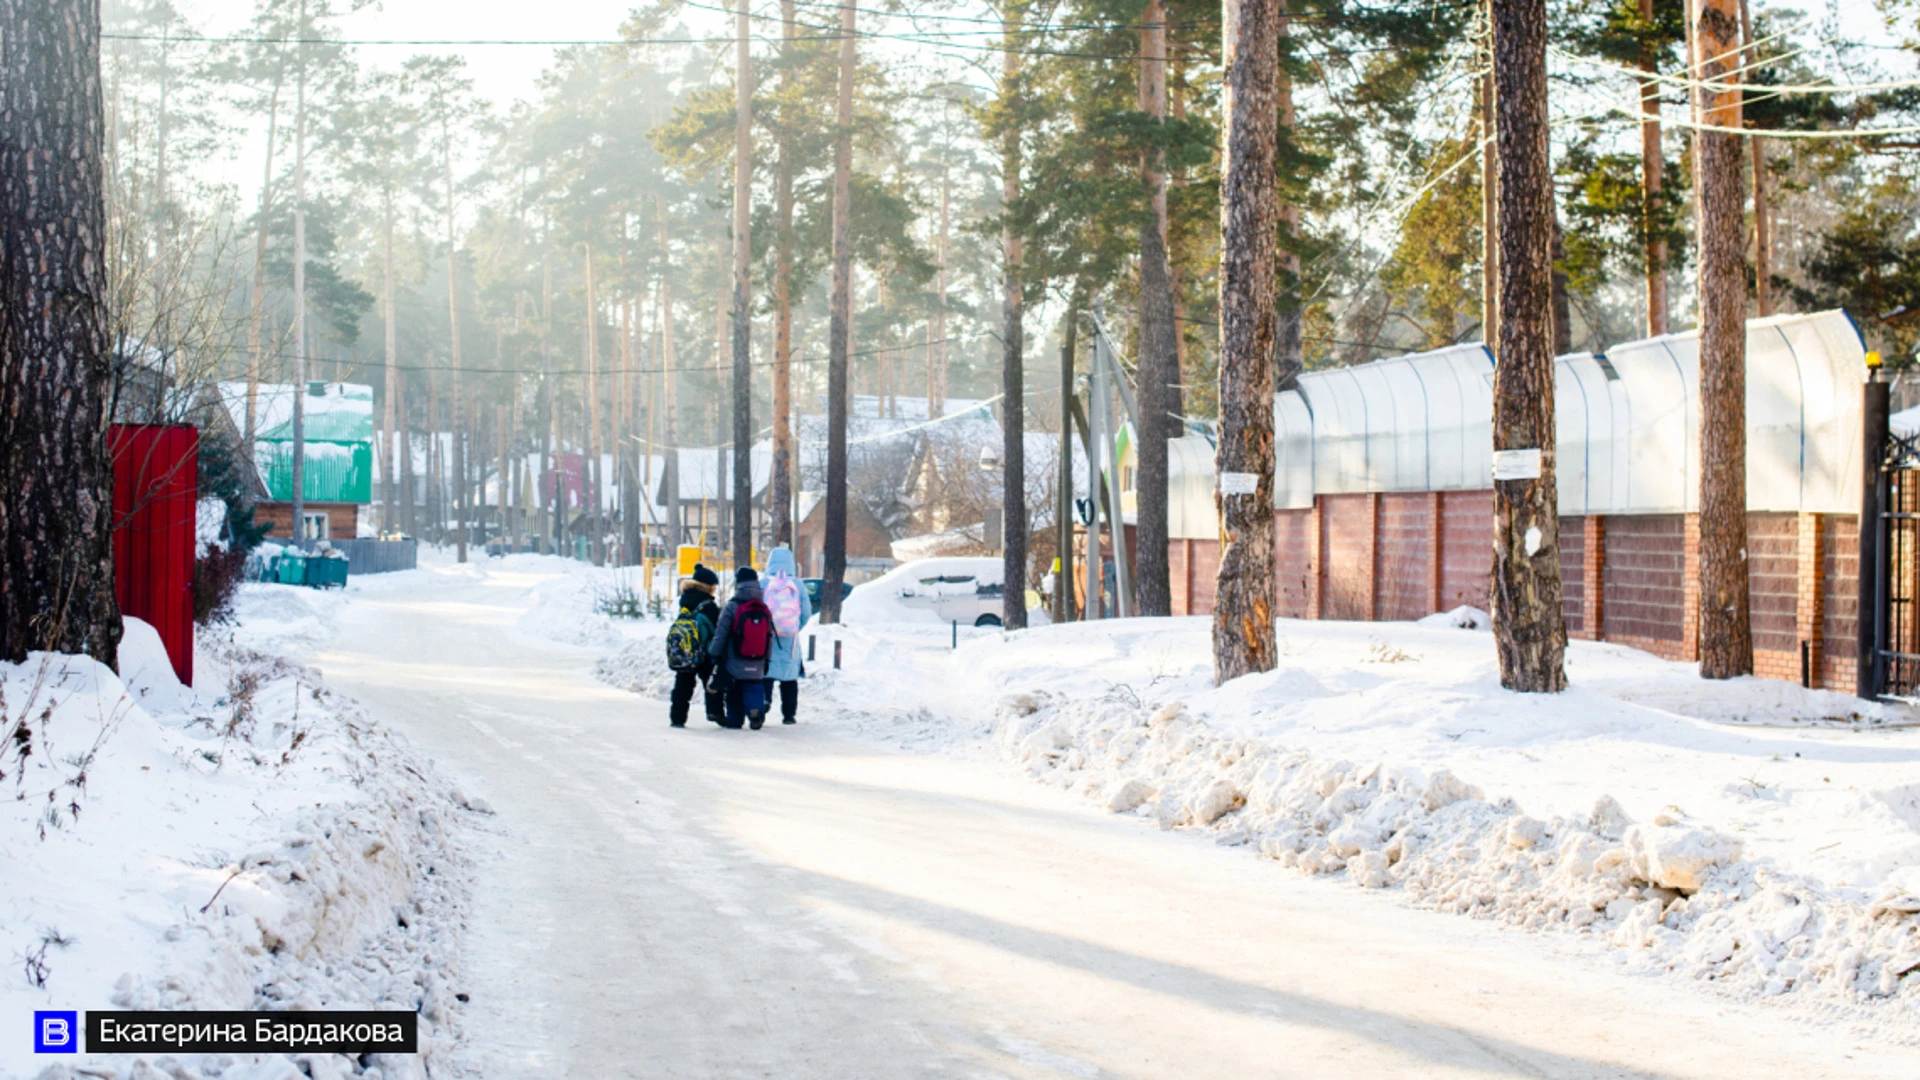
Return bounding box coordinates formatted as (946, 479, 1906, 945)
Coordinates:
(217, 381, 375, 444)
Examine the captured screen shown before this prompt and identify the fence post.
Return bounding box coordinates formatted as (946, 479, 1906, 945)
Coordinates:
(1859, 356, 1890, 698)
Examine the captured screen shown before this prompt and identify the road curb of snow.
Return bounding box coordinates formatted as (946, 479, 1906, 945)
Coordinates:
(994, 687, 1920, 1025)
(5, 629, 480, 1080)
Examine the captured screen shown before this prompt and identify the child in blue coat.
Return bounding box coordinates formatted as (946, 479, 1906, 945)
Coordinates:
(761, 546, 813, 724)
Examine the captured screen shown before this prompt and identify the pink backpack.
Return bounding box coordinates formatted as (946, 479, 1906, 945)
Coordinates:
(764, 573, 804, 638)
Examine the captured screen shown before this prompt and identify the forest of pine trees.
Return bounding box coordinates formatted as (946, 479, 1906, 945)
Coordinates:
(7, 0, 1920, 680)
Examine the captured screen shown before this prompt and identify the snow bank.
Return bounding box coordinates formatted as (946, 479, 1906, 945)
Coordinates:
(1, 632, 480, 1079)
(593, 622, 677, 699)
(962, 617, 1920, 1025)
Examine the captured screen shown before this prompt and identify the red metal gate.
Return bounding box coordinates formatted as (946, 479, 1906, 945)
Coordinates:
(110, 424, 199, 686)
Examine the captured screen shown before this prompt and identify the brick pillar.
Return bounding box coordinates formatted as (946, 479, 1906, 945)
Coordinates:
(1308, 497, 1323, 620)
(1683, 512, 1701, 662)
(1428, 491, 1445, 614)
(1583, 515, 1605, 641)
(1367, 492, 1381, 622)
(1797, 512, 1824, 687)
(1184, 538, 1195, 617)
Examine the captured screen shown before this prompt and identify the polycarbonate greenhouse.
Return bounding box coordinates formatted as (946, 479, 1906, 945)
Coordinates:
(1262, 309, 1868, 515)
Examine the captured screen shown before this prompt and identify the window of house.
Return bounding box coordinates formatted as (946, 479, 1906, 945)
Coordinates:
(302, 511, 329, 541)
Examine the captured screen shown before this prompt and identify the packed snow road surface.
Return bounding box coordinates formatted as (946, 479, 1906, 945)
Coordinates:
(317, 570, 1902, 1079)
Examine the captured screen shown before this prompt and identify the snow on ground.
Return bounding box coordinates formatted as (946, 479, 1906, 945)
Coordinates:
(558, 557, 1920, 1032)
(2, 580, 485, 1079)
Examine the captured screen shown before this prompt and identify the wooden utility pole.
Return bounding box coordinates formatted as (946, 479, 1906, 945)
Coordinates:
(1639, 0, 1669, 335)
(0, 0, 120, 664)
(771, 0, 799, 547)
(1056, 307, 1080, 623)
(1213, 0, 1280, 683)
(822, 0, 857, 622)
(1000, 2, 1030, 630)
(1134, 0, 1175, 618)
(1695, 0, 1754, 678)
(731, 0, 754, 567)
(1489, 0, 1568, 692)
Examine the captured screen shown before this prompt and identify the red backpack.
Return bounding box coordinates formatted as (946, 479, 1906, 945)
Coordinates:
(734, 598, 774, 662)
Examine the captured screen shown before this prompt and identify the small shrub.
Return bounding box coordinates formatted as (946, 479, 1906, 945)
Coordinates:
(193, 546, 249, 626)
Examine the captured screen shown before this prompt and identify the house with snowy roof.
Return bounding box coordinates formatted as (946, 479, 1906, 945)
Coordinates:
(215, 381, 374, 543)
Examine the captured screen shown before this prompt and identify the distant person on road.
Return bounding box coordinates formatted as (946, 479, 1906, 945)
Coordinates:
(666, 564, 725, 728)
(709, 566, 775, 729)
(761, 546, 812, 725)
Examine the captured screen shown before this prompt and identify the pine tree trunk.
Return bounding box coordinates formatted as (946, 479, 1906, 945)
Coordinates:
(1639, 0, 1668, 336)
(1480, 62, 1499, 350)
(1213, 0, 1279, 684)
(383, 189, 399, 534)
(1740, 0, 1770, 318)
(539, 258, 554, 553)
(770, 0, 798, 548)
(1490, 0, 1568, 692)
(1000, 6, 1029, 630)
(1551, 216, 1572, 355)
(932, 163, 951, 417)
(1274, 4, 1303, 391)
(445, 121, 466, 562)
(584, 245, 601, 564)
(1134, 0, 1175, 618)
(623, 298, 642, 564)
(730, 0, 753, 567)
(290, 18, 308, 548)
(1695, 0, 1753, 679)
(821, 0, 856, 622)
(0, 0, 119, 665)
(400, 375, 415, 539)
(246, 83, 278, 449)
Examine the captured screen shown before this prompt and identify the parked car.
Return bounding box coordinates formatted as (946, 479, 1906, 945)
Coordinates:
(839, 557, 1007, 627)
(803, 578, 854, 611)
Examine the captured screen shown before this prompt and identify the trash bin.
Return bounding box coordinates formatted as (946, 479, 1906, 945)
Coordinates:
(274, 552, 308, 586)
(307, 554, 350, 589)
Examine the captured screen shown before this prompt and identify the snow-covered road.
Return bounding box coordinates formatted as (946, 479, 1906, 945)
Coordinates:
(317, 571, 1906, 1079)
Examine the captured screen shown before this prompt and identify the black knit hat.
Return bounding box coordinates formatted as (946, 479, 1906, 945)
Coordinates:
(735, 566, 758, 584)
(691, 564, 720, 588)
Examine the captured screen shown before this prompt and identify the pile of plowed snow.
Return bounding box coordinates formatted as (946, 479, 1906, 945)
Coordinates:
(996, 686, 1920, 1015)
(2, 618, 483, 1080)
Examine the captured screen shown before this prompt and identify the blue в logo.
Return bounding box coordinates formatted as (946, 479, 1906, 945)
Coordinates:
(34, 1011, 78, 1053)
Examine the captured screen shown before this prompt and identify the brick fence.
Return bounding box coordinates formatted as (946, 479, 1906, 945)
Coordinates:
(1168, 492, 1860, 691)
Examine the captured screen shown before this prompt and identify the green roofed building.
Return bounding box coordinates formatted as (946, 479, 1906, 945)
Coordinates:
(218, 381, 374, 542)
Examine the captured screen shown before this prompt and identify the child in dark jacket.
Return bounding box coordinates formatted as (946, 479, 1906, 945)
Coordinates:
(669, 565, 725, 727)
(708, 566, 772, 729)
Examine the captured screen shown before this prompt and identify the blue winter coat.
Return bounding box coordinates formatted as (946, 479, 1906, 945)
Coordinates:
(763, 546, 812, 682)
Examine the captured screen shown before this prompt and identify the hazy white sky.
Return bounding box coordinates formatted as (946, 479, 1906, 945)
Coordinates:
(176, 0, 709, 111)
